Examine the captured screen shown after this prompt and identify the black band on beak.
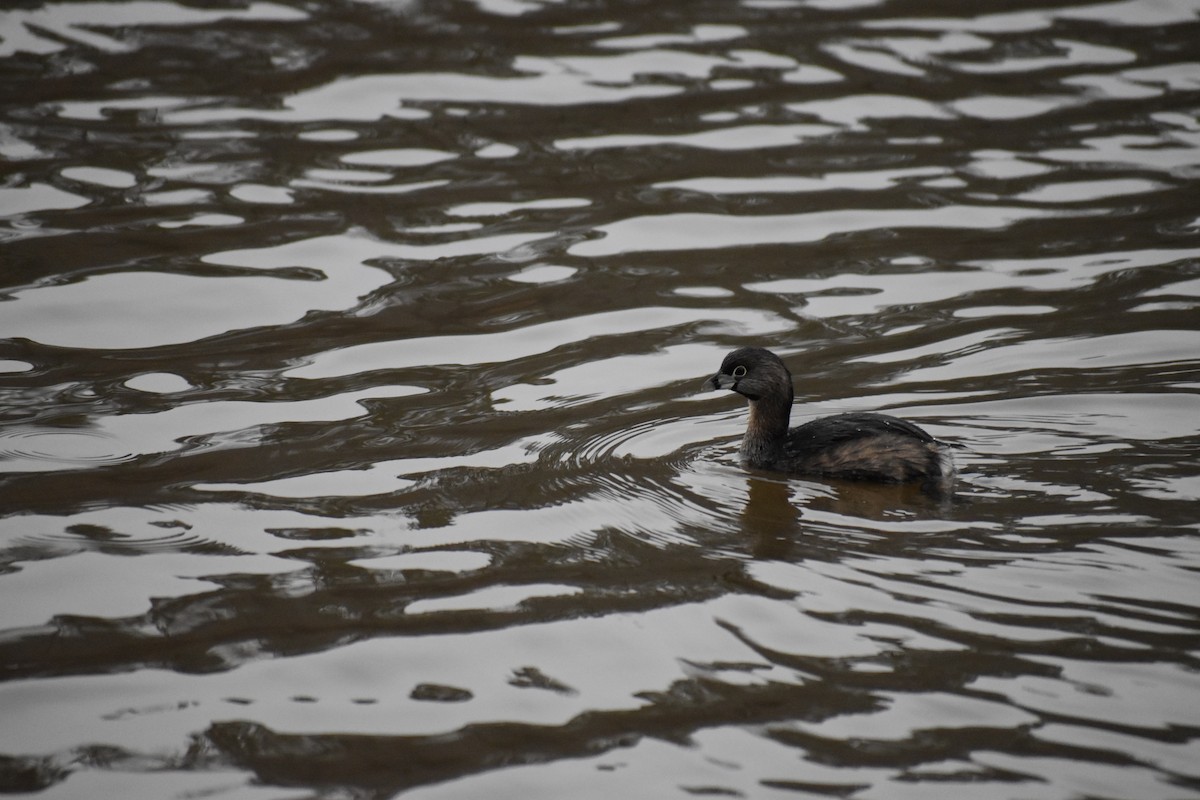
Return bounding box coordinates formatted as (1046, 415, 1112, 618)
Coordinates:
(705, 374, 736, 391)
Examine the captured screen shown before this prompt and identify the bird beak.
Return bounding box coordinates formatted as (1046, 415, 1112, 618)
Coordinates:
(704, 373, 736, 391)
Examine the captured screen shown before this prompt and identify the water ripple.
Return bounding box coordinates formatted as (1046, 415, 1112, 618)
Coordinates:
(0, 427, 135, 472)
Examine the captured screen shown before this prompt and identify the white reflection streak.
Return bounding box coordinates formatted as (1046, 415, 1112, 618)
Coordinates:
(555, 123, 838, 152)
(342, 148, 458, 167)
(162, 62, 682, 125)
(745, 247, 1200, 318)
(568, 205, 1062, 257)
(195, 436, 540, 499)
(406, 584, 582, 615)
(884, 332, 1200, 385)
(785, 94, 952, 127)
(159, 46, 810, 126)
(205, 228, 553, 268)
(595, 24, 747, 49)
(0, 1, 306, 57)
(347, 550, 493, 573)
(289, 178, 450, 195)
(0, 182, 89, 215)
(0, 550, 299, 630)
(491, 343, 717, 411)
(0, 386, 426, 474)
(286, 307, 790, 379)
(0, 227, 554, 350)
(865, 0, 1200, 31)
(0, 264, 392, 350)
(447, 197, 590, 217)
(654, 167, 947, 194)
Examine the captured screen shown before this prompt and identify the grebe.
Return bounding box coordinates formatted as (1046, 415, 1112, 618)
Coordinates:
(706, 347, 954, 493)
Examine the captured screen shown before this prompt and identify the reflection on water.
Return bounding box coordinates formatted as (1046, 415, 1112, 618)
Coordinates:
(1, 0, 1199, 797)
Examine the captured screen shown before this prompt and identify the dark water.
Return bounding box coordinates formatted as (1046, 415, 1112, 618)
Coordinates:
(2, 0, 1199, 797)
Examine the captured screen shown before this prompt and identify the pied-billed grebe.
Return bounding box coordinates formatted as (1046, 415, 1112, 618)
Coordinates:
(706, 347, 954, 493)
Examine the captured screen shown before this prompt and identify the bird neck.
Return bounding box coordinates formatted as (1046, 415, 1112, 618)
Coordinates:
(741, 394, 792, 467)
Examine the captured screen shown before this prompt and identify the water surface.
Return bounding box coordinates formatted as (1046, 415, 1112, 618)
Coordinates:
(1, 1, 1199, 798)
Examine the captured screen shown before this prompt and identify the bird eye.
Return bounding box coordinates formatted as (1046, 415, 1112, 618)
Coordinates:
(732, 365, 747, 378)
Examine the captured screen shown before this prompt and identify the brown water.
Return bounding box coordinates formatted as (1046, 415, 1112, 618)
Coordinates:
(2, 1, 1199, 798)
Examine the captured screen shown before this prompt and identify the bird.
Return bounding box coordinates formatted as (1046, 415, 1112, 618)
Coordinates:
(705, 346, 954, 494)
